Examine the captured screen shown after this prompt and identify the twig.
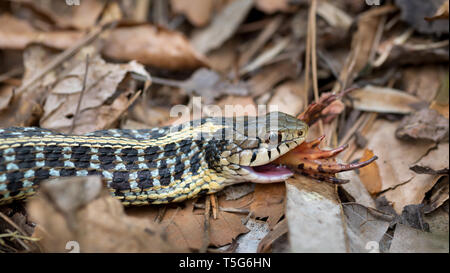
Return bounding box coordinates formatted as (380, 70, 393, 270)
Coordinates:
(70, 54, 90, 134)
(200, 197, 211, 253)
(210, 194, 218, 220)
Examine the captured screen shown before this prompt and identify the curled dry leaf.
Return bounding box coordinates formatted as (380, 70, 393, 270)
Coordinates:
(0, 14, 84, 50)
(171, 0, 214, 27)
(348, 85, 422, 114)
(28, 176, 181, 252)
(40, 56, 150, 134)
(423, 176, 449, 213)
(396, 108, 449, 142)
(103, 24, 207, 70)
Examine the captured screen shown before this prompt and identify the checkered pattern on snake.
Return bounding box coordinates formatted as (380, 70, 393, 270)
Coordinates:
(0, 112, 308, 206)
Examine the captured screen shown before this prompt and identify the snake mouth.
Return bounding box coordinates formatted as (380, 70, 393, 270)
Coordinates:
(240, 164, 294, 183)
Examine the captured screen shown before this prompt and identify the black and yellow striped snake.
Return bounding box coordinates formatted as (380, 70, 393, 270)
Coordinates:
(0, 112, 310, 206)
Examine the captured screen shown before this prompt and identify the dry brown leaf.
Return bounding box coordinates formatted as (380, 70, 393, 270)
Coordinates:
(103, 24, 207, 70)
(191, 0, 253, 54)
(250, 183, 286, 229)
(28, 176, 181, 252)
(0, 14, 84, 50)
(423, 176, 449, 213)
(267, 80, 305, 116)
(40, 56, 150, 134)
(127, 200, 249, 250)
(389, 223, 449, 253)
(316, 1, 353, 30)
(255, 0, 294, 13)
(357, 119, 435, 192)
(248, 61, 298, 97)
(338, 170, 376, 208)
(0, 45, 59, 127)
(171, 0, 215, 26)
(348, 85, 422, 114)
(430, 101, 449, 119)
(357, 149, 382, 195)
(334, 5, 397, 90)
(0, 85, 13, 111)
(410, 142, 449, 174)
(401, 65, 447, 102)
(257, 218, 289, 253)
(215, 96, 257, 117)
(396, 108, 449, 142)
(22, 0, 105, 30)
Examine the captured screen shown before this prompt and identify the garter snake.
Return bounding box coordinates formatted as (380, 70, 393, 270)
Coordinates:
(0, 112, 307, 206)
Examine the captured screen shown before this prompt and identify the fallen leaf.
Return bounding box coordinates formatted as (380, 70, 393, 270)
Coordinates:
(389, 223, 449, 253)
(285, 176, 346, 252)
(359, 119, 435, 192)
(255, 0, 294, 13)
(267, 80, 305, 116)
(28, 176, 181, 252)
(348, 85, 422, 114)
(234, 218, 270, 253)
(0, 85, 13, 111)
(250, 183, 285, 229)
(382, 173, 439, 213)
(248, 61, 298, 97)
(316, 1, 353, 30)
(0, 14, 84, 50)
(40, 56, 150, 134)
(410, 143, 449, 174)
(191, 0, 253, 54)
(423, 176, 449, 213)
(22, 0, 105, 30)
(343, 203, 392, 253)
(222, 183, 255, 201)
(338, 171, 376, 208)
(395, 108, 449, 142)
(257, 218, 289, 253)
(215, 96, 257, 117)
(103, 24, 207, 70)
(171, 0, 214, 26)
(127, 200, 249, 250)
(357, 149, 383, 195)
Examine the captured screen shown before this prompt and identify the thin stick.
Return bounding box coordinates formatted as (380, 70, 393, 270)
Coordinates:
(69, 54, 90, 134)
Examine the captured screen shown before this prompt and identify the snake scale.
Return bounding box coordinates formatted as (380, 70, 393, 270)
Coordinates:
(0, 112, 308, 206)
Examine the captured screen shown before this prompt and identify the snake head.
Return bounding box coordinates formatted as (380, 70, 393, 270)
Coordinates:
(218, 112, 309, 184)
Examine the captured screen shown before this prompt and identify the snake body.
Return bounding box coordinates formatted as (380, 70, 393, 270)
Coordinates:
(0, 112, 307, 206)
